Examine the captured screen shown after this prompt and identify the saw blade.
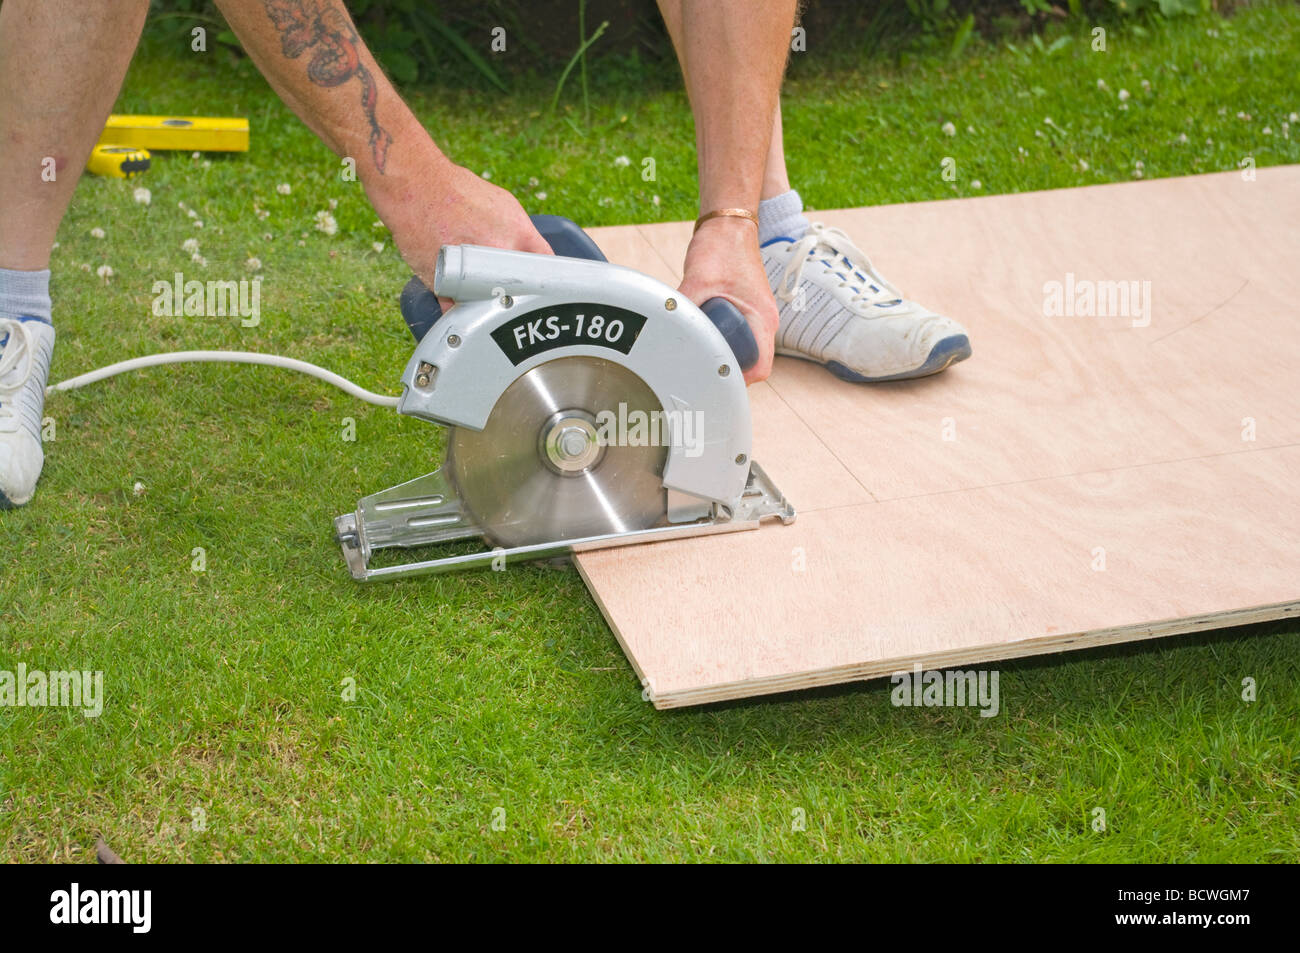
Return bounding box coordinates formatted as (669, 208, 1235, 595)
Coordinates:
(447, 355, 668, 548)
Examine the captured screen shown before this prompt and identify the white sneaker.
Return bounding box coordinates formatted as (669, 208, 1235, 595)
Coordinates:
(762, 222, 971, 382)
(0, 316, 55, 507)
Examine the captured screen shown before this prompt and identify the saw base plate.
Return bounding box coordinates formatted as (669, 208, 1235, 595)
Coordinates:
(335, 461, 793, 581)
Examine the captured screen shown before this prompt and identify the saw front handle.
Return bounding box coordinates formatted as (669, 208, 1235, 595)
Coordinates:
(399, 214, 759, 373)
(697, 297, 759, 373)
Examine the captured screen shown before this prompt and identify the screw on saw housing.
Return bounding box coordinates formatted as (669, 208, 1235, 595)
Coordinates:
(334, 214, 792, 580)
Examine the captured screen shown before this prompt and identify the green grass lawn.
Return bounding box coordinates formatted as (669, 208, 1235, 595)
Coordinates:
(2, 3, 1298, 862)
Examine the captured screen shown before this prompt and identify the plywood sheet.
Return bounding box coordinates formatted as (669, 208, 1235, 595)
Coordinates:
(582, 168, 1300, 708)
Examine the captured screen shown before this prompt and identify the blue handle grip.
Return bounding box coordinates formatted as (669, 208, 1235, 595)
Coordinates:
(700, 297, 759, 373)
(400, 214, 607, 342)
(399, 273, 443, 343)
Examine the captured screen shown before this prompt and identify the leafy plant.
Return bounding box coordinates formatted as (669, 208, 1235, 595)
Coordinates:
(949, 12, 976, 58)
(549, 1, 610, 120)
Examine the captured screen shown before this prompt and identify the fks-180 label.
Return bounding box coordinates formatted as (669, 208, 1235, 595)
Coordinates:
(491, 303, 648, 365)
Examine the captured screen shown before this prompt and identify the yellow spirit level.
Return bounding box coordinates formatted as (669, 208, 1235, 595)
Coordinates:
(86, 144, 152, 179)
(99, 115, 250, 152)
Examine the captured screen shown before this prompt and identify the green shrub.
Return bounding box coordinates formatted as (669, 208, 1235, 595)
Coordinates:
(144, 0, 1220, 92)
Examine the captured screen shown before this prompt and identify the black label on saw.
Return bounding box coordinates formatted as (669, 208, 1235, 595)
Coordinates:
(491, 304, 648, 365)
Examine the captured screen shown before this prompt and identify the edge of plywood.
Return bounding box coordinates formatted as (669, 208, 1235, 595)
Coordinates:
(573, 555, 656, 698)
(572, 592, 1296, 709)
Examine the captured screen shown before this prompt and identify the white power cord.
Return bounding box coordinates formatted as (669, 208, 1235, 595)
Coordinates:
(46, 350, 400, 408)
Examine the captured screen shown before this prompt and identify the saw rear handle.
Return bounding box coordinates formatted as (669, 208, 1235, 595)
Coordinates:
(399, 214, 759, 372)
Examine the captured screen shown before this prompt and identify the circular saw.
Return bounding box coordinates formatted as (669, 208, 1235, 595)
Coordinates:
(334, 216, 794, 580)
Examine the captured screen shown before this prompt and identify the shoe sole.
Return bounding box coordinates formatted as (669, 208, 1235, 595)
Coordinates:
(815, 333, 972, 383)
(0, 477, 33, 509)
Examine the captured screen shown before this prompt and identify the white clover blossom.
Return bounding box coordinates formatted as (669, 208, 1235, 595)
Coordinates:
(314, 210, 339, 236)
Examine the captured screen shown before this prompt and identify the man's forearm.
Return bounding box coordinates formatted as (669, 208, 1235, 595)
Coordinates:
(217, 1, 550, 295)
(214, 0, 440, 186)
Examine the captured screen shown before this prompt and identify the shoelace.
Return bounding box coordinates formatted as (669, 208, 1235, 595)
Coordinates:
(775, 222, 904, 312)
(0, 318, 35, 423)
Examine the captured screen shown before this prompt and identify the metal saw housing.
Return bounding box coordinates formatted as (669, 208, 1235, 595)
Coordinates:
(396, 244, 754, 516)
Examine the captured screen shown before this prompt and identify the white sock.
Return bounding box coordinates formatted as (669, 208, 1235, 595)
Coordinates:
(758, 189, 810, 244)
(0, 267, 52, 324)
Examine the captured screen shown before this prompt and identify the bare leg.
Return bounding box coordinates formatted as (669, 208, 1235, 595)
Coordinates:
(762, 102, 792, 201)
(656, 0, 792, 214)
(0, 0, 150, 270)
(661, 1, 791, 204)
(0, 1, 148, 508)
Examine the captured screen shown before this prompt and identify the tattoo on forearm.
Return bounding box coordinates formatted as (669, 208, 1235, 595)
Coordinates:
(263, 0, 393, 172)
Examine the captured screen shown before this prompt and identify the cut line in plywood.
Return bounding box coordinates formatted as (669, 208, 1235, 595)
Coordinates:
(581, 167, 1300, 708)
